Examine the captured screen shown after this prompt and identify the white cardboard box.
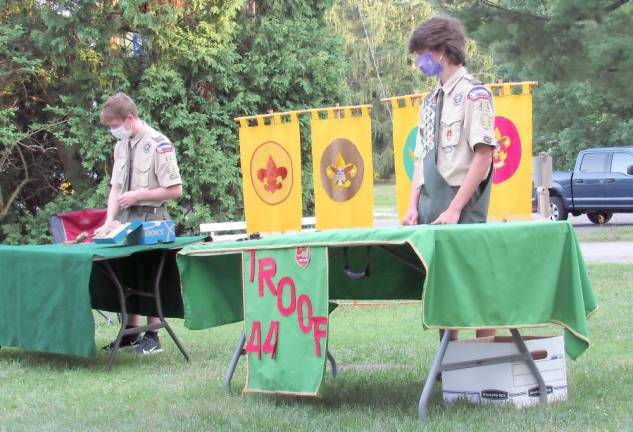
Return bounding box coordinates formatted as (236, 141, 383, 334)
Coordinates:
(441, 335, 567, 407)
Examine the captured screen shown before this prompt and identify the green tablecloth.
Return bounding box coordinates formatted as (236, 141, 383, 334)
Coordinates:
(0, 237, 203, 358)
(177, 222, 597, 359)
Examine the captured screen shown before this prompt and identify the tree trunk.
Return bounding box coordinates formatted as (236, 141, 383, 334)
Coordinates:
(54, 141, 92, 194)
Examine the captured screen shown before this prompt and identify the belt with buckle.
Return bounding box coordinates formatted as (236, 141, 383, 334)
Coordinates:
(128, 204, 165, 214)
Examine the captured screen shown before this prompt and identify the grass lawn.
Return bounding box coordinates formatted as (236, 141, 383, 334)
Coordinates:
(374, 181, 398, 219)
(574, 226, 633, 243)
(1, 264, 631, 432)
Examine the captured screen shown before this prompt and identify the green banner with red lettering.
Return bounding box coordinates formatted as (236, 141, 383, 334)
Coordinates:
(242, 246, 329, 395)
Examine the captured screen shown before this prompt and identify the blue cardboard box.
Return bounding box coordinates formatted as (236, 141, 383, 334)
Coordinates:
(134, 220, 176, 245)
(93, 220, 142, 244)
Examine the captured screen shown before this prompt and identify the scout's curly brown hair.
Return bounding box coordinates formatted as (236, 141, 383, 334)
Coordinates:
(408, 16, 466, 66)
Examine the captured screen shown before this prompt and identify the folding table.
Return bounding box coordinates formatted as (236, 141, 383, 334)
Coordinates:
(0, 237, 203, 369)
(176, 222, 596, 421)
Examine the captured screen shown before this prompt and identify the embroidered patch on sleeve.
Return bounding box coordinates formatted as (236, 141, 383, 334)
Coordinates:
(468, 87, 491, 102)
(480, 113, 492, 130)
(156, 142, 174, 154)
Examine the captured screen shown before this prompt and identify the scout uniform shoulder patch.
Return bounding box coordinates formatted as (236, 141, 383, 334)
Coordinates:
(156, 142, 174, 154)
(468, 86, 491, 102)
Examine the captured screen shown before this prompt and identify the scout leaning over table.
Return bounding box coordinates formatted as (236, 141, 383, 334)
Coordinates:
(95, 92, 183, 354)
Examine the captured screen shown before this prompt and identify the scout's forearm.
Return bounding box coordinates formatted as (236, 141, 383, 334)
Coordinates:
(449, 145, 492, 212)
(408, 159, 423, 210)
(105, 184, 122, 222)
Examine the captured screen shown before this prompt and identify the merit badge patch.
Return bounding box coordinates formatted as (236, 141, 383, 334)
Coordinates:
(468, 87, 490, 102)
(156, 142, 174, 154)
(453, 92, 464, 106)
(295, 246, 311, 269)
(480, 113, 492, 130)
(143, 142, 151, 153)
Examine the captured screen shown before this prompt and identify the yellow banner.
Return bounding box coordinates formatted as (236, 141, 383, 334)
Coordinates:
(310, 107, 374, 229)
(239, 113, 302, 234)
(389, 95, 424, 221)
(486, 83, 533, 221)
(389, 82, 535, 221)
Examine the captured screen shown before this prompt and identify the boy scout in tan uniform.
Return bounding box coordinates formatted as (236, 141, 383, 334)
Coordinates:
(404, 17, 496, 342)
(111, 123, 181, 223)
(415, 67, 495, 224)
(96, 92, 183, 354)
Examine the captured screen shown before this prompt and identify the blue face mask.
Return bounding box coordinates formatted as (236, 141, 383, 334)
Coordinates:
(416, 52, 443, 77)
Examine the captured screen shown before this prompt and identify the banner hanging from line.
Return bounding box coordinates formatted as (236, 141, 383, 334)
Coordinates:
(310, 106, 374, 230)
(242, 246, 329, 396)
(238, 113, 302, 234)
(388, 95, 425, 222)
(386, 82, 535, 221)
(487, 83, 534, 221)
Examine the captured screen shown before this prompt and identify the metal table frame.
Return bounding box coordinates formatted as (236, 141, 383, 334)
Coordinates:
(223, 331, 338, 391)
(203, 244, 549, 421)
(94, 249, 190, 370)
(379, 244, 549, 420)
(418, 328, 548, 421)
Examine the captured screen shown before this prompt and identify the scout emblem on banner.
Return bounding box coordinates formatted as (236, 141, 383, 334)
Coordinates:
(486, 82, 535, 221)
(387, 95, 424, 221)
(238, 113, 302, 234)
(385, 82, 536, 221)
(310, 106, 374, 229)
(242, 247, 329, 395)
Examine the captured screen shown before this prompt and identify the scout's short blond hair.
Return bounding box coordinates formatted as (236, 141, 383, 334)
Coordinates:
(99, 92, 138, 124)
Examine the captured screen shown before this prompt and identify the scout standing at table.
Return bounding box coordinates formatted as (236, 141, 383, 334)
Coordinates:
(95, 92, 183, 354)
(402, 16, 496, 340)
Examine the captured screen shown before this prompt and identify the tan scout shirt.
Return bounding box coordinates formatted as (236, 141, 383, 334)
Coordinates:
(110, 123, 182, 207)
(415, 67, 496, 187)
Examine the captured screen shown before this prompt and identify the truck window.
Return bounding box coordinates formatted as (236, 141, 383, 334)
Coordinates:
(610, 152, 633, 175)
(580, 153, 608, 172)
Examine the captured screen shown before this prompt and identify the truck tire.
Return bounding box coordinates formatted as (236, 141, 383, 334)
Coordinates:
(587, 212, 613, 225)
(549, 196, 568, 221)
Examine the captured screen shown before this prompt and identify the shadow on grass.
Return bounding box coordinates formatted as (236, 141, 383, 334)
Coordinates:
(0, 346, 161, 372)
(236, 368, 440, 413)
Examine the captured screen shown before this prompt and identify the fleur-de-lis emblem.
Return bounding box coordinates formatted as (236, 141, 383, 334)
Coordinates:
(326, 153, 357, 190)
(493, 128, 511, 169)
(257, 155, 287, 193)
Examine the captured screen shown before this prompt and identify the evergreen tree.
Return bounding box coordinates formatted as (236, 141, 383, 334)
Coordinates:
(445, 0, 633, 168)
(328, 0, 495, 178)
(0, 0, 346, 243)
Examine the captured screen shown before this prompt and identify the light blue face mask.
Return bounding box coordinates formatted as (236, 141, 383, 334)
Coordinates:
(416, 52, 443, 77)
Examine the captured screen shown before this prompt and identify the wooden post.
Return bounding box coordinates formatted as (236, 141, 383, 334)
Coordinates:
(536, 152, 552, 219)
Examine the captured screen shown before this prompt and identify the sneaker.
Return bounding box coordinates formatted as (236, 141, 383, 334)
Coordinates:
(101, 333, 141, 351)
(134, 333, 163, 355)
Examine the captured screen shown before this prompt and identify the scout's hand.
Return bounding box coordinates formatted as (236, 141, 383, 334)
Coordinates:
(94, 220, 118, 238)
(431, 207, 461, 225)
(402, 208, 419, 226)
(117, 191, 140, 209)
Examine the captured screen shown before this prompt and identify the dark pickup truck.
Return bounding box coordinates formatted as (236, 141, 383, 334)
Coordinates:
(548, 147, 633, 223)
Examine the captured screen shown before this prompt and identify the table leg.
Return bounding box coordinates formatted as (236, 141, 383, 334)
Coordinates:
(153, 251, 190, 363)
(224, 332, 246, 392)
(100, 250, 190, 370)
(418, 329, 451, 421)
(223, 333, 338, 391)
(326, 349, 338, 378)
(102, 260, 129, 371)
(510, 328, 548, 404)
